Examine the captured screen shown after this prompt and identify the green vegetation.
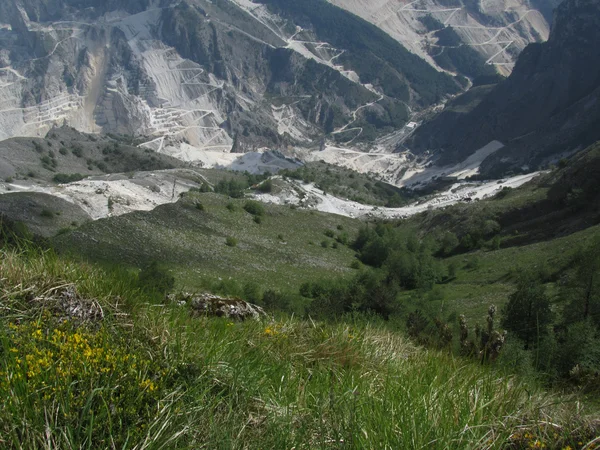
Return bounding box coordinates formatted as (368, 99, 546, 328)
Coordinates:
(281, 162, 414, 206)
(215, 172, 272, 198)
(0, 130, 185, 184)
(39, 209, 54, 218)
(52, 192, 361, 292)
(243, 200, 265, 217)
(52, 173, 84, 184)
(0, 244, 597, 448)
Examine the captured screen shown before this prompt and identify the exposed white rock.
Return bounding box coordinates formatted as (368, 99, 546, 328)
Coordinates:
(327, 0, 551, 76)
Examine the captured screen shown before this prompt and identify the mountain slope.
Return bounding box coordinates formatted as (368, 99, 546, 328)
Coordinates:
(0, 0, 462, 152)
(407, 0, 600, 177)
(327, 0, 560, 77)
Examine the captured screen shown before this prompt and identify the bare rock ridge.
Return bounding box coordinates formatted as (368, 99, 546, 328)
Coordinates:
(407, 0, 600, 177)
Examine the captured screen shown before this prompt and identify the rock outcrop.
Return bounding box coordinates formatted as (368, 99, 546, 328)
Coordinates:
(167, 292, 267, 321)
(407, 0, 600, 177)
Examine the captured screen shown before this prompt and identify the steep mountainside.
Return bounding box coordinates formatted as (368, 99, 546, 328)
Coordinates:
(327, 0, 561, 77)
(0, 0, 464, 154)
(407, 0, 600, 177)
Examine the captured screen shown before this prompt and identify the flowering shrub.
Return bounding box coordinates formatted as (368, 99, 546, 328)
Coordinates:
(0, 319, 164, 447)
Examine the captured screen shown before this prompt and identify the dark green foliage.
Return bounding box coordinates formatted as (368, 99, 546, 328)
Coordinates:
(71, 144, 83, 158)
(501, 272, 552, 350)
(554, 320, 600, 380)
(350, 260, 361, 270)
(434, 27, 462, 46)
(137, 261, 175, 295)
(336, 232, 349, 246)
(53, 173, 84, 184)
(40, 154, 57, 171)
(439, 232, 459, 256)
(418, 15, 444, 32)
(243, 281, 262, 305)
(304, 269, 399, 319)
(562, 241, 600, 327)
(225, 236, 238, 247)
(324, 229, 335, 238)
(353, 224, 444, 290)
(0, 217, 34, 248)
(320, 240, 329, 248)
(243, 201, 265, 217)
(195, 202, 205, 211)
(253, 216, 262, 224)
(256, 179, 273, 193)
(215, 179, 247, 198)
(40, 209, 54, 218)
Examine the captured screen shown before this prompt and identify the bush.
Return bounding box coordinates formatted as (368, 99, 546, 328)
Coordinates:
(225, 236, 238, 247)
(40, 209, 54, 218)
(137, 261, 175, 294)
(253, 216, 262, 224)
(226, 202, 236, 212)
(465, 256, 481, 270)
(321, 240, 329, 248)
(324, 229, 335, 238)
(256, 179, 273, 193)
(53, 173, 84, 184)
(243, 200, 265, 216)
(350, 260, 361, 269)
(71, 144, 83, 157)
(215, 179, 247, 198)
(195, 202, 205, 211)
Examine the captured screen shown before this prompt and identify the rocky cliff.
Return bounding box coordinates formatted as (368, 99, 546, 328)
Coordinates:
(407, 0, 600, 177)
(0, 0, 560, 159)
(0, 0, 463, 153)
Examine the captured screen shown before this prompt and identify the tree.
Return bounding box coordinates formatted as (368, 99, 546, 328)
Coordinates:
(440, 232, 459, 256)
(138, 261, 175, 295)
(563, 240, 600, 327)
(501, 272, 552, 350)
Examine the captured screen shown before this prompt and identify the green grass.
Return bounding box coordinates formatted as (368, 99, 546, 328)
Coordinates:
(401, 224, 600, 324)
(1, 247, 597, 449)
(53, 192, 362, 293)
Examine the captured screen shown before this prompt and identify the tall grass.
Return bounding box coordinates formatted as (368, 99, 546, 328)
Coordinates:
(0, 247, 597, 448)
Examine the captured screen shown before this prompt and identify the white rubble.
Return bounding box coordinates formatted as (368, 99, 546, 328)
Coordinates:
(254, 171, 541, 219)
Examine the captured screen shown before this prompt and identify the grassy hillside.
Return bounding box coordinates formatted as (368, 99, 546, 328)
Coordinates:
(53, 191, 362, 295)
(0, 192, 91, 237)
(0, 246, 597, 449)
(0, 127, 184, 183)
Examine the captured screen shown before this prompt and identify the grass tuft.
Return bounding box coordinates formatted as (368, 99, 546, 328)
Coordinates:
(0, 247, 597, 448)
